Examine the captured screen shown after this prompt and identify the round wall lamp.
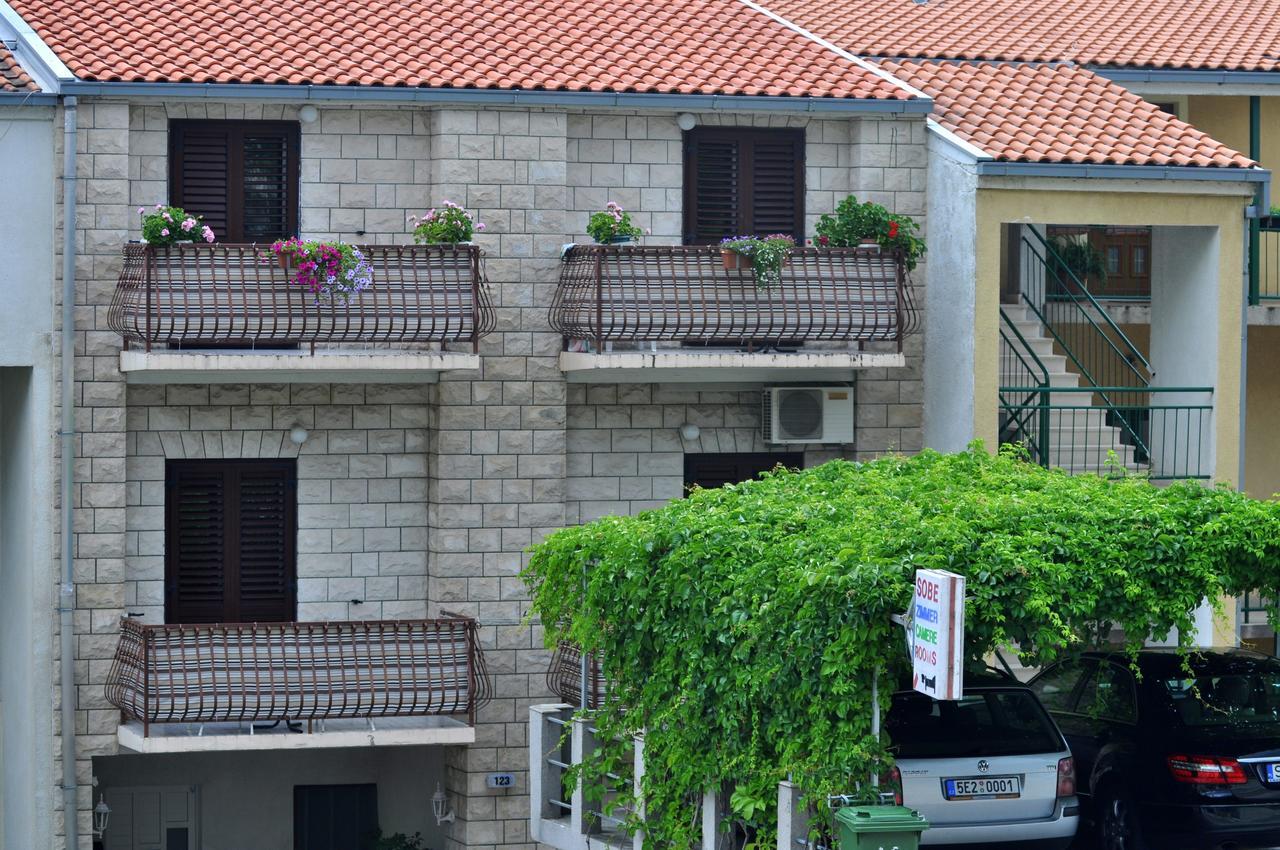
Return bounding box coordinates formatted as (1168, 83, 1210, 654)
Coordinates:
(298, 104, 319, 124)
(676, 112, 697, 131)
(679, 423, 701, 441)
(289, 425, 310, 445)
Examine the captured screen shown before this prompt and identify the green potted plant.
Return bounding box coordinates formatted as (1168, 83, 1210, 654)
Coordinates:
(410, 201, 485, 243)
(719, 234, 796, 287)
(814, 195, 926, 270)
(371, 830, 433, 850)
(587, 201, 646, 244)
(1047, 236, 1107, 292)
(137, 203, 216, 245)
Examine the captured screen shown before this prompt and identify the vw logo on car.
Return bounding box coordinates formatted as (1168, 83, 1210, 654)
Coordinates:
(977, 760, 990, 774)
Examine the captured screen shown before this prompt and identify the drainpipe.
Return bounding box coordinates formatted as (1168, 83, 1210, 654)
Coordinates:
(58, 94, 80, 850)
(1241, 97, 1262, 492)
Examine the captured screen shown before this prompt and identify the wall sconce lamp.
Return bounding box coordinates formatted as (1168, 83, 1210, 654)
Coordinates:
(676, 112, 697, 131)
(678, 423, 700, 441)
(289, 425, 310, 445)
(297, 104, 319, 124)
(432, 784, 456, 825)
(93, 799, 112, 837)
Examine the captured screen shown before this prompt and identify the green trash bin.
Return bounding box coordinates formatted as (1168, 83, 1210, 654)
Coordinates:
(835, 804, 929, 850)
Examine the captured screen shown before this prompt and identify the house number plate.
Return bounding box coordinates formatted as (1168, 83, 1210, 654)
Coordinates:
(486, 773, 517, 789)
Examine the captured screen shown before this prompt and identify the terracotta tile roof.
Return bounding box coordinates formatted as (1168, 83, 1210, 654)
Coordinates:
(6, 0, 914, 100)
(0, 44, 39, 92)
(767, 0, 1280, 71)
(881, 60, 1255, 168)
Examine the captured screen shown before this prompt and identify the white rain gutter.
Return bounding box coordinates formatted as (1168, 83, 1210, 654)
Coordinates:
(57, 94, 78, 850)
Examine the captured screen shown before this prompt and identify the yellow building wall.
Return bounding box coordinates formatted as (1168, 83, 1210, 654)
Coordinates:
(1186, 96, 1280, 173)
(977, 187, 1247, 488)
(1246, 326, 1280, 499)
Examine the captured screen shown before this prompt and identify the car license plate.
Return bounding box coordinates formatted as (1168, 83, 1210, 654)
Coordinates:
(1266, 763, 1280, 784)
(943, 776, 1021, 800)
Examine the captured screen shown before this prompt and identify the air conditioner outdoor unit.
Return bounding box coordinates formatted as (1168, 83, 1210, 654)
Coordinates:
(762, 387, 855, 444)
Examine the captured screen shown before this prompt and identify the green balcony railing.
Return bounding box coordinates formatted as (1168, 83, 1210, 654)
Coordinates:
(998, 385, 1214, 480)
(1254, 218, 1280, 301)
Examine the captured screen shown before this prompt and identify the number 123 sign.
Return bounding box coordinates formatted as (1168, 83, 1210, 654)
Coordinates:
(911, 569, 965, 701)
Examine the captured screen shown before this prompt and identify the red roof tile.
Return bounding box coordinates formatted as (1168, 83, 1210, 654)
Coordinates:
(881, 60, 1255, 168)
(7, 0, 915, 100)
(767, 0, 1280, 71)
(0, 44, 39, 92)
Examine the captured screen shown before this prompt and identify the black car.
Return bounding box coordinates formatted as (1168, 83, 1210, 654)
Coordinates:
(1028, 648, 1280, 850)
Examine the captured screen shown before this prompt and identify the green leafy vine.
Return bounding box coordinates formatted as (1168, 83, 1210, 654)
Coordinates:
(523, 445, 1280, 848)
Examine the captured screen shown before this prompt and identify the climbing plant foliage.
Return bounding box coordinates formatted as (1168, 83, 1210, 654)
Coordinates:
(523, 446, 1280, 848)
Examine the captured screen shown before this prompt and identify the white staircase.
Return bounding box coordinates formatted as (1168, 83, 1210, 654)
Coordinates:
(1001, 304, 1146, 475)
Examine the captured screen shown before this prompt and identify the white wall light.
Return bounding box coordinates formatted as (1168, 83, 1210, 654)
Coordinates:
(432, 783, 456, 825)
(679, 423, 701, 441)
(676, 112, 697, 131)
(298, 104, 319, 124)
(289, 425, 310, 445)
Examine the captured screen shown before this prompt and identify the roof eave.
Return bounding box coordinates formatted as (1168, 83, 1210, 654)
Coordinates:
(57, 80, 933, 113)
(0, 0, 73, 92)
(976, 161, 1270, 208)
(1095, 67, 1280, 86)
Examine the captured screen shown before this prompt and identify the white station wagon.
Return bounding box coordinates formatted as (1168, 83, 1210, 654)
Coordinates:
(884, 684, 1080, 848)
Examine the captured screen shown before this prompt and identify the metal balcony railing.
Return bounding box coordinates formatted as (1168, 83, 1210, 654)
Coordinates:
(550, 245, 915, 350)
(108, 243, 496, 351)
(104, 616, 491, 736)
(1254, 218, 1280, 301)
(546, 642, 607, 709)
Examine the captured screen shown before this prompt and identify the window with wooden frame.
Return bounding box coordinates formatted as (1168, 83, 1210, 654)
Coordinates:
(165, 459, 297, 624)
(169, 120, 300, 243)
(682, 127, 805, 244)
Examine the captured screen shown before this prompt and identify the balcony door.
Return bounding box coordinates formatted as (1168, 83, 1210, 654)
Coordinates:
(169, 119, 300, 243)
(165, 459, 297, 624)
(682, 127, 805, 244)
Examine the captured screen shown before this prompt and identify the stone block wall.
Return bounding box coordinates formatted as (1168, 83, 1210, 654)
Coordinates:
(59, 98, 929, 850)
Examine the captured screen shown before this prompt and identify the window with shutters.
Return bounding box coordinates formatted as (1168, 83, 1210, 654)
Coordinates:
(682, 128, 805, 244)
(165, 459, 297, 624)
(169, 120, 300, 243)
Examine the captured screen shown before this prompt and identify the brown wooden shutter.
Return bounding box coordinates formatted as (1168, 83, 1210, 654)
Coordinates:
(749, 133, 805, 237)
(170, 120, 300, 242)
(165, 463, 229, 624)
(683, 128, 804, 244)
(166, 460, 296, 624)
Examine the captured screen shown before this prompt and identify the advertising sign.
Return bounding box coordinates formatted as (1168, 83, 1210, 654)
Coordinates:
(911, 569, 965, 700)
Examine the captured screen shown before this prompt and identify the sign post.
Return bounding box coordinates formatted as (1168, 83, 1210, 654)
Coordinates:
(910, 569, 965, 701)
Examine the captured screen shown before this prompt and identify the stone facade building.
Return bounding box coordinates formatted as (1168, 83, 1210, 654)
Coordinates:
(0, 2, 932, 847)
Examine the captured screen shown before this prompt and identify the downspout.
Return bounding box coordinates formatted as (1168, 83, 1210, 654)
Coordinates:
(58, 94, 79, 850)
(1241, 97, 1261, 493)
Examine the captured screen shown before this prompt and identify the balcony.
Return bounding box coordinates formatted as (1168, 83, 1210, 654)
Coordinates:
(104, 616, 490, 753)
(108, 243, 495, 383)
(549, 245, 914, 382)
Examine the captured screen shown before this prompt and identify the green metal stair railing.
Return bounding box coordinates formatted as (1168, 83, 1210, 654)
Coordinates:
(1000, 229, 1214, 479)
(1004, 229, 1155, 466)
(998, 308, 1050, 465)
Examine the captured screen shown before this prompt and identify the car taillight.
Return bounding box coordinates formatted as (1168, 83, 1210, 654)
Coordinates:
(1166, 754, 1249, 785)
(1057, 757, 1076, 798)
(878, 765, 903, 806)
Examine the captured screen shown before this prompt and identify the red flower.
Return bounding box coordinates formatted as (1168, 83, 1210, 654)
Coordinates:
(888, 221, 900, 239)
(817, 234, 830, 247)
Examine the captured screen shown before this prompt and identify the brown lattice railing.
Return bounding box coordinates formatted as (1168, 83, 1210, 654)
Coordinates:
(550, 245, 915, 349)
(104, 616, 492, 736)
(546, 641, 607, 709)
(108, 243, 496, 351)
